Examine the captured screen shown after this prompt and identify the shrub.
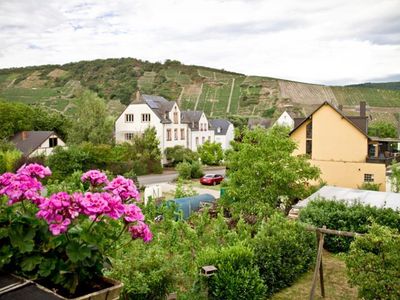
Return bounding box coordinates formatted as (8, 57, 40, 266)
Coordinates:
(346, 224, 400, 300)
(299, 199, 400, 252)
(164, 146, 198, 166)
(176, 161, 192, 179)
(190, 161, 204, 178)
(358, 182, 381, 191)
(176, 161, 203, 179)
(198, 244, 266, 300)
(109, 244, 177, 300)
(174, 179, 198, 198)
(197, 141, 223, 166)
(253, 213, 316, 296)
(0, 150, 22, 173)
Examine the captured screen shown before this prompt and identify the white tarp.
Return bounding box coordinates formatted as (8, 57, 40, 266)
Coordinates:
(294, 185, 400, 211)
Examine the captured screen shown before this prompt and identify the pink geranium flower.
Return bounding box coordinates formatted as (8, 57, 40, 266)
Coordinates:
(17, 163, 51, 178)
(104, 176, 140, 201)
(81, 170, 109, 186)
(79, 192, 110, 216)
(128, 221, 152, 242)
(123, 204, 144, 223)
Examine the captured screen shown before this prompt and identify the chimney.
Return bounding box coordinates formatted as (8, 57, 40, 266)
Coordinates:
(136, 91, 140, 101)
(21, 131, 28, 140)
(338, 104, 343, 111)
(360, 101, 366, 117)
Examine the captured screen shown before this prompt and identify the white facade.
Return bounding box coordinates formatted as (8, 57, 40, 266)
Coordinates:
(30, 134, 66, 157)
(115, 103, 188, 151)
(214, 123, 234, 150)
(274, 111, 294, 129)
(187, 113, 215, 151)
(115, 95, 233, 156)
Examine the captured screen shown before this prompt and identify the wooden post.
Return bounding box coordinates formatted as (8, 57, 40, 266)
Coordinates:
(319, 227, 326, 298)
(309, 228, 325, 300)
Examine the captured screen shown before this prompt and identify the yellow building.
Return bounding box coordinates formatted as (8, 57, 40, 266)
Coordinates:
(289, 102, 388, 191)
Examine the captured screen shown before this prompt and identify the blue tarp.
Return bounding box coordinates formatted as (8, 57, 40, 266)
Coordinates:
(167, 193, 216, 219)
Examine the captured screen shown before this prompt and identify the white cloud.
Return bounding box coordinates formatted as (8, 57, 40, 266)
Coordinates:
(0, 0, 399, 84)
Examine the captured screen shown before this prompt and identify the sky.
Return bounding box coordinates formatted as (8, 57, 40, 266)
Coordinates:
(0, 0, 399, 85)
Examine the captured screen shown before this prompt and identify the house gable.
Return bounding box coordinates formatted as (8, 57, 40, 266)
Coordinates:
(290, 102, 369, 162)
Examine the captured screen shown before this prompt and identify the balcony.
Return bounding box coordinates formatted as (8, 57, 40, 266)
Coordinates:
(367, 137, 400, 166)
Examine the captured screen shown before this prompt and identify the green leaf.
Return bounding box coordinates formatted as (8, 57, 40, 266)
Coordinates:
(0, 245, 12, 268)
(21, 255, 43, 272)
(9, 224, 35, 253)
(66, 241, 91, 263)
(0, 228, 8, 239)
(38, 258, 57, 277)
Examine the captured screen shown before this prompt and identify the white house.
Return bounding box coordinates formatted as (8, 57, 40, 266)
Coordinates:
(209, 119, 234, 150)
(115, 94, 187, 150)
(11, 131, 66, 157)
(115, 94, 232, 154)
(181, 111, 215, 151)
(274, 111, 295, 129)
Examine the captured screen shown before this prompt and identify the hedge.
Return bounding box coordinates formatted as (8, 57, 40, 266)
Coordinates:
(299, 198, 400, 252)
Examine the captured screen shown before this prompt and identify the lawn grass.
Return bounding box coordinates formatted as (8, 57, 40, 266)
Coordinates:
(188, 179, 222, 191)
(272, 251, 358, 300)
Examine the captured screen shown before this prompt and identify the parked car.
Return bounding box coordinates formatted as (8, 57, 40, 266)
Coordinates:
(200, 174, 224, 186)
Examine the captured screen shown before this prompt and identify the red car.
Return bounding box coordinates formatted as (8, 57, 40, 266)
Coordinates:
(200, 174, 224, 186)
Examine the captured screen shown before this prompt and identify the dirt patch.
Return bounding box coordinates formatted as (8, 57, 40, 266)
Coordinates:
(17, 71, 46, 88)
(47, 68, 67, 79)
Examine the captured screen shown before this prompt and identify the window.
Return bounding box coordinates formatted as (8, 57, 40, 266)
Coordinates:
(173, 111, 178, 124)
(125, 114, 134, 122)
(49, 137, 58, 148)
(195, 137, 199, 146)
(202, 137, 205, 143)
(208, 136, 211, 141)
(306, 122, 312, 139)
(141, 113, 151, 122)
(125, 133, 134, 141)
(174, 129, 178, 140)
(364, 174, 374, 182)
(167, 129, 172, 141)
(217, 127, 221, 133)
(306, 140, 312, 156)
(180, 129, 185, 140)
(306, 121, 312, 156)
(205, 124, 207, 131)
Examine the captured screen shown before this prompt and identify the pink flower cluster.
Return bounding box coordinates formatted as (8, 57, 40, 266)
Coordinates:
(0, 165, 152, 243)
(36, 192, 81, 235)
(81, 170, 109, 186)
(104, 176, 140, 201)
(0, 164, 51, 205)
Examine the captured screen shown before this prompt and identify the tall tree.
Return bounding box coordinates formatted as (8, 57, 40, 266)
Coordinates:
(68, 91, 113, 144)
(368, 121, 398, 138)
(225, 126, 320, 215)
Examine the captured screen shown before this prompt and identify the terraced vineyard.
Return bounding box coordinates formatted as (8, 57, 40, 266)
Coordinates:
(0, 57, 399, 123)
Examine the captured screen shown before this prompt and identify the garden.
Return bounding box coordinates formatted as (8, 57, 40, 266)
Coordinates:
(0, 126, 399, 299)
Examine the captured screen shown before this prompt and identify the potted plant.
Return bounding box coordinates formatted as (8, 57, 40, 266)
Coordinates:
(0, 164, 152, 299)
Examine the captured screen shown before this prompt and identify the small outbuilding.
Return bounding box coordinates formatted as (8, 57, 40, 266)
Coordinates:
(11, 131, 65, 157)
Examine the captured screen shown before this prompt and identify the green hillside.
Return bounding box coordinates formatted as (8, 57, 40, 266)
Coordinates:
(1, 58, 400, 122)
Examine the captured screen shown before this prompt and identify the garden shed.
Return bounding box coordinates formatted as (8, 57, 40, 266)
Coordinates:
(289, 185, 400, 218)
(167, 193, 216, 220)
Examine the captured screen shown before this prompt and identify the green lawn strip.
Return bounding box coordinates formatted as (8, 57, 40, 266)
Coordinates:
(271, 251, 358, 300)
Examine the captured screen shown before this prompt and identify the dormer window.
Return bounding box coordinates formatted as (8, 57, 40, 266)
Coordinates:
(217, 127, 221, 133)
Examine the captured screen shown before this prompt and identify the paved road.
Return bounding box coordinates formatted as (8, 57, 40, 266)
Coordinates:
(138, 168, 226, 186)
